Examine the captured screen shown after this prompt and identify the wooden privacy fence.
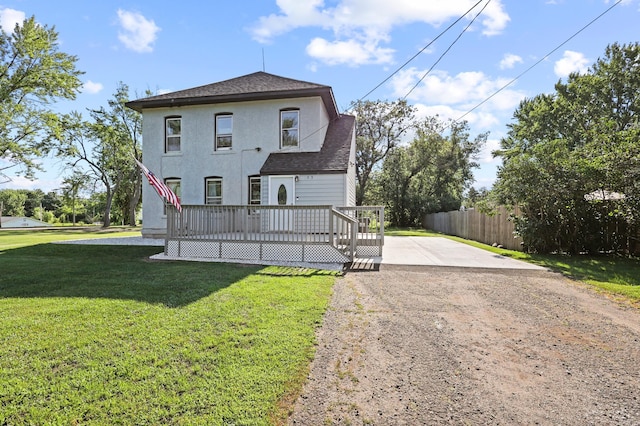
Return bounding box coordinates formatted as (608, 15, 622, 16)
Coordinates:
(424, 206, 523, 251)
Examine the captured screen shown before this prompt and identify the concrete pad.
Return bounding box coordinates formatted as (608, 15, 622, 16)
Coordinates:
(379, 236, 546, 270)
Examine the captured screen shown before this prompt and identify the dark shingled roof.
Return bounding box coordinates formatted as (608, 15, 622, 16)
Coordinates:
(261, 114, 355, 175)
(126, 71, 339, 119)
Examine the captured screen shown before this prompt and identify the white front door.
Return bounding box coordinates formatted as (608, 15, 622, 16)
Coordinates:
(269, 176, 295, 231)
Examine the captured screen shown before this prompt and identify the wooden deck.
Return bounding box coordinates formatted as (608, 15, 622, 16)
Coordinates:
(165, 205, 384, 264)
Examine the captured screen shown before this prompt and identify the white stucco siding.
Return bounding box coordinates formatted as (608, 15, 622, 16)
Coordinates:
(294, 174, 346, 206)
(140, 96, 332, 235)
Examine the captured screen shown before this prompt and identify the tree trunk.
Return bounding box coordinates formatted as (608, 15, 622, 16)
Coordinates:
(102, 187, 112, 228)
(128, 180, 141, 226)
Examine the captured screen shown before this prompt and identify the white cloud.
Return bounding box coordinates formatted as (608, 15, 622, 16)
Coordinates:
(391, 68, 525, 112)
(251, 0, 326, 42)
(116, 9, 160, 53)
(480, 137, 501, 164)
(82, 80, 104, 94)
(1, 175, 61, 192)
(306, 37, 394, 66)
(251, 0, 510, 66)
(0, 7, 25, 33)
(499, 53, 523, 69)
(554, 50, 590, 77)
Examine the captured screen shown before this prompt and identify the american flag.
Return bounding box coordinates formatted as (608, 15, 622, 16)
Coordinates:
(134, 158, 182, 212)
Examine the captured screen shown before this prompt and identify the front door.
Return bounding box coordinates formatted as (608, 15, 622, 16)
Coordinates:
(269, 176, 295, 231)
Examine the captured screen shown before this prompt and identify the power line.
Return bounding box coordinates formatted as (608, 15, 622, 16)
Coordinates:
(453, 0, 623, 124)
(402, 0, 492, 100)
(352, 0, 486, 106)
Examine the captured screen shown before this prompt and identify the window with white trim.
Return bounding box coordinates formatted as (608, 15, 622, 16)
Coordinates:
(205, 177, 223, 205)
(280, 109, 299, 148)
(249, 176, 261, 206)
(165, 117, 181, 152)
(215, 114, 233, 150)
(164, 178, 181, 214)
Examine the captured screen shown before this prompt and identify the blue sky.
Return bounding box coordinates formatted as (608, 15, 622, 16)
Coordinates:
(1, 0, 638, 193)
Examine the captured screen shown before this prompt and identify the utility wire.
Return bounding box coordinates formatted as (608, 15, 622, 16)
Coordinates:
(352, 0, 486, 106)
(454, 0, 623, 124)
(403, 0, 492, 100)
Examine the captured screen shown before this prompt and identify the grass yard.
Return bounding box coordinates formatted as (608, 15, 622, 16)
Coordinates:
(385, 227, 640, 304)
(0, 230, 337, 425)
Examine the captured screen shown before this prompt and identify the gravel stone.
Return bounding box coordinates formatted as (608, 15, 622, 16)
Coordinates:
(289, 265, 640, 425)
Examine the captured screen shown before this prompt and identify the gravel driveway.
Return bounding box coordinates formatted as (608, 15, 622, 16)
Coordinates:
(289, 265, 640, 425)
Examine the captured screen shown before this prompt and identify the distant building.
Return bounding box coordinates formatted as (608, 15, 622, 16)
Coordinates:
(0, 216, 50, 228)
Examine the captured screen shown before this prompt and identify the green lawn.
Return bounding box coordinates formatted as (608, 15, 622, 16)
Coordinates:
(389, 228, 640, 304)
(0, 226, 142, 250)
(0, 229, 337, 425)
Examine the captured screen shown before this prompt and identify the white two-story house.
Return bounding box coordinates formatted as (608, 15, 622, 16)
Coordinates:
(126, 72, 356, 239)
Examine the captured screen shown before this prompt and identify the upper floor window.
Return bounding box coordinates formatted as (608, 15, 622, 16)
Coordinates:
(216, 114, 233, 150)
(205, 177, 223, 205)
(165, 117, 181, 152)
(280, 109, 299, 148)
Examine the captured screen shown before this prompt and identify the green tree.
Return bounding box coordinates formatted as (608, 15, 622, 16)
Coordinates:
(54, 85, 142, 228)
(353, 99, 415, 205)
(379, 118, 486, 227)
(41, 190, 62, 215)
(88, 83, 143, 226)
(61, 171, 90, 225)
(493, 42, 640, 254)
(23, 189, 44, 217)
(0, 189, 27, 216)
(0, 16, 83, 178)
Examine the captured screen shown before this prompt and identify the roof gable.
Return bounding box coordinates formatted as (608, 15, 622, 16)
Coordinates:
(126, 71, 339, 119)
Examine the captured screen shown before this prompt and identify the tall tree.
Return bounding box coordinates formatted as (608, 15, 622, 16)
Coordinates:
(0, 16, 83, 178)
(493, 42, 640, 254)
(61, 171, 89, 225)
(353, 99, 415, 205)
(379, 118, 485, 227)
(88, 83, 143, 226)
(54, 84, 143, 228)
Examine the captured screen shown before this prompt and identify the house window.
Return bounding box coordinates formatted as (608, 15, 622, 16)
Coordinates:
(165, 117, 181, 152)
(249, 176, 261, 206)
(280, 109, 299, 148)
(216, 114, 233, 150)
(205, 177, 223, 205)
(164, 178, 181, 214)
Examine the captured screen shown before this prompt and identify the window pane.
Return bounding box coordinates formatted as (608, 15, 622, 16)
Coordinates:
(166, 118, 181, 152)
(217, 135, 232, 149)
(217, 116, 232, 134)
(167, 118, 181, 135)
(281, 110, 299, 147)
(282, 129, 298, 147)
(207, 181, 221, 197)
(216, 115, 233, 149)
(167, 136, 181, 152)
(277, 184, 287, 205)
(166, 180, 181, 198)
(249, 177, 261, 205)
(281, 111, 298, 129)
(206, 179, 222, 204)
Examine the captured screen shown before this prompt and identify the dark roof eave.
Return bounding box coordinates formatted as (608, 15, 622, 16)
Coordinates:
(261, 168, 348, 176)
(126, 87, 339, 118)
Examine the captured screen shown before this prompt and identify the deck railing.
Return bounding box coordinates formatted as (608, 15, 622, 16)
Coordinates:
(337, 206, 385, 256)
(165, 205, 360, 262)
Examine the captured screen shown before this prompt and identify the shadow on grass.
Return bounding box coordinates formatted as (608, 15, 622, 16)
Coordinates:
(0, 244, 260, 307)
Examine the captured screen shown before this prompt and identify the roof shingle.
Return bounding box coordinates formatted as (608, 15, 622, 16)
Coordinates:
(260, 114, 355, 175)
(126, 71, 339, 118)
